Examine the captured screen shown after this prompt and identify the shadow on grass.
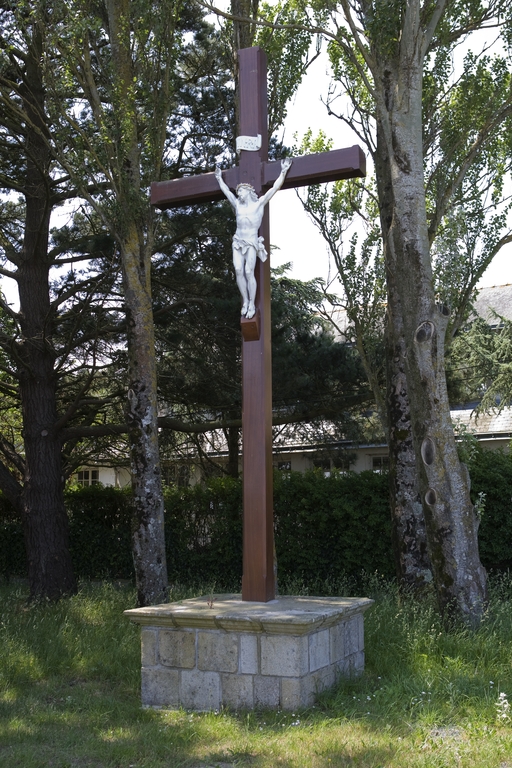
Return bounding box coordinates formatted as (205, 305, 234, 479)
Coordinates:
(0, 685, 398, 768)
(1, 681, 193, 767)
(3, 578, 512, 767)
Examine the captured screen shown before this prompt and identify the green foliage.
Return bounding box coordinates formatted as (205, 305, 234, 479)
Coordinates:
(295, 132, 387, 422)
(433, 202, 511, 338)
(3, 448, 512, 583)
(154, 249, 370, 472)
(364, 0, 406, 57)
(468, 447, 512, 571)
(65, 485, 134, 580)
(452, 429, 512, 570)
(0, 473, 393, 584)
(274, 469, 393, 586)
(0, 493, 25, 579)
(271, 264, 370, 419)
(446, 317, 512, 407)
(256, 1, 314, 137)
(164, 477, 243, 587)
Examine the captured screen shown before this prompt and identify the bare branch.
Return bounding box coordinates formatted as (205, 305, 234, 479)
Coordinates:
(421, 0, 450, 58)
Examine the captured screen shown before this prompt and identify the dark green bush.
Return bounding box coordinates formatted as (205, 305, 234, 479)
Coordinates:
(0, 494, 25, 579)
(1, 448, 511, 584)
(274, 469, 393, 587)
(164, 476, 243, 587)
(470, 447, 512, 571)
(66, 485, 133, 579)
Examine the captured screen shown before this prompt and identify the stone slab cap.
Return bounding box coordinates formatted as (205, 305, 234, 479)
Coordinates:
(124, 594, 374, 635)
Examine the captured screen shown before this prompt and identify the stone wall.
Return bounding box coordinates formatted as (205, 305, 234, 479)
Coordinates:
(126, 594, 373, 711)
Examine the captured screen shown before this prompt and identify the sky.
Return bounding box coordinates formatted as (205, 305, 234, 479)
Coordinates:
(268, 45, 512, 292)
(1, 11, 510, 310)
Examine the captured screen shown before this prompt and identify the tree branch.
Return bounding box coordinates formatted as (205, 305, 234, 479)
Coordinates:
(421, 0, 449, 58)
(428, 100, 512, 243)
(61, 401, 368, 441)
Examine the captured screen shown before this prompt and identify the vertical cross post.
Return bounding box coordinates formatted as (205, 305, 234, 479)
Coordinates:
(238, 48, 274, 601)
(150, 46, 365, 604)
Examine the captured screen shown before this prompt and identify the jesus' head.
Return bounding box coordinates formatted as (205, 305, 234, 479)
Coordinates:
(236, 183, 258, 203)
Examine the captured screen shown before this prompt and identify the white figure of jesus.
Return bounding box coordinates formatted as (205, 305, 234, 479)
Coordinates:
(215, 157, 292, 319)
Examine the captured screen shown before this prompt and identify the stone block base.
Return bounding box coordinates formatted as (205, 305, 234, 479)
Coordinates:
(125, 594, 373, 711)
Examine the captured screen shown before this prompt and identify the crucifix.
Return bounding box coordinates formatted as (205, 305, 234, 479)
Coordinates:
(152, 47, 365, 602)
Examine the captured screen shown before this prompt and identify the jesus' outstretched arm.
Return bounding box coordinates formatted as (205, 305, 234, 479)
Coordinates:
(215, 166, 237, 209)
(259, 157, 292, 207)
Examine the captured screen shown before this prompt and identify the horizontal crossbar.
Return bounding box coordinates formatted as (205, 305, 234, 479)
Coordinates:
(151, 145, 366, 210)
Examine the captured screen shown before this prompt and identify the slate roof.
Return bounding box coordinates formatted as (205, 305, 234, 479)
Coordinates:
(451, 404, 512, 439)
(472, 284, 512, 325)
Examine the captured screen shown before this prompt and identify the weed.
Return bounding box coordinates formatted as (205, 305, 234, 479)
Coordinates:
(1, 578, 512, 767)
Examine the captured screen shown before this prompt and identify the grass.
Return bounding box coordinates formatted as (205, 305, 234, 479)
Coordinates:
(1, 576, 512, 767)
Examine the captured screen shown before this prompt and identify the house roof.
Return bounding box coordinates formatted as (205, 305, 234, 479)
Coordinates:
(451, 404, 512, 440)
(472, 284, 512, 325)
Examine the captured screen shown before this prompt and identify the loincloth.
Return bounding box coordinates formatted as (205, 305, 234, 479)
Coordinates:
(232, 234, 267, 262)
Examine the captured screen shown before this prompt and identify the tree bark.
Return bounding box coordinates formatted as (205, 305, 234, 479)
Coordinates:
(17, 20, 76, 600)
(385, 274, 432, 589)
(105, 0, 168, 606)
(373, 19, 487, 620)
(123, 229, 168, 607)
(225, 423, 240, 478)
(375, 130, 432, 590)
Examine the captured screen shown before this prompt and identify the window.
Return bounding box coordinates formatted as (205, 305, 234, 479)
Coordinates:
(372, 456, 389, 473)
(162, 464, 190, 488)
(76, 469, 99, 487)
(333, 457, 352, 471)
(313, 459, 331, 477)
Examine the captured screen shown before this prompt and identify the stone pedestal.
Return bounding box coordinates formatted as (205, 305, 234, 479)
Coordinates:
(125, 594, 373, 711)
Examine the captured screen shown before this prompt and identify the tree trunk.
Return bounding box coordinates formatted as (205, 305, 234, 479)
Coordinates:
(385, 277, 432, 590)
(231, 1, 259, 50)
(374, 34, 487, 620)
(123, 230, 168, 607)
(105, 0, 168, 606)
(17, 21, 76, 600)
(375, 130, 432, 590)
(226, 423, 240, 478)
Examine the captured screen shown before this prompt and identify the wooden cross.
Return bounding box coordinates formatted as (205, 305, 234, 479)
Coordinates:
(152, 47, 365, 602)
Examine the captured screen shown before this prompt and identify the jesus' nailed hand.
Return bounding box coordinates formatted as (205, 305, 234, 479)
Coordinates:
(215, 157, 292, 319)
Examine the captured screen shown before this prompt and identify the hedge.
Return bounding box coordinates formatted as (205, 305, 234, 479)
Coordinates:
(469, 447, 512, 571)
(273, 470, 392, 584)
(1, 449, 512, 585)
(0, 471, 391, 585)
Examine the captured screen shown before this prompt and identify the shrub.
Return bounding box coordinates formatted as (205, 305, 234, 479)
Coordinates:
(65, 485, 133, 579)
(164, 476, 243, 587)
(274, 469, 394, 587)
(0, 494, 25, 578)
(1, 448, 511, 584)
(469, 447, 512, 571)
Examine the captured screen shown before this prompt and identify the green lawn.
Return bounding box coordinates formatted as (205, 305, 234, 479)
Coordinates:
(1, 576, 512, 767)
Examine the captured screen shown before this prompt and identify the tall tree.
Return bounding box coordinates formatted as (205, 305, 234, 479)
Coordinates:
(47, 0, 202, 605)
(7, 5, 77, 599)
(0, 0, 130, 599)
(295, 133, 434, 590)
(214, 0, 512, 618)
(317, 0, 512, 620)
(300, 164, 512, 594)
